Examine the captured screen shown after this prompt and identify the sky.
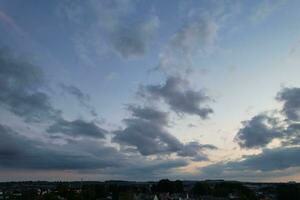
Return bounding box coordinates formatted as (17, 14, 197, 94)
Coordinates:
(1, 0, 300, 182)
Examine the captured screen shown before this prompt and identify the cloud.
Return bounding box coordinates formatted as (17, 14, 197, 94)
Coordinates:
(128, 104, 169, 125)
(0, 124, 31, 158)
(47, 118, 107, 139)
(0, 49, 61, 122)
(0, 123, 190, 178)
(139, 76, 213, 119)
(235, 114, 284, 149)
(200, 146, 300, 180)
(239, 147, 300, 171)
(178, 142, 216, 158)
(0, 124, 117, 170)
(113, 105, 182, 155)
(276, 87, 300, 121)
(119, 158, 189, 179)
(113, 105, 215, 159)
(284, 123, 300, 145)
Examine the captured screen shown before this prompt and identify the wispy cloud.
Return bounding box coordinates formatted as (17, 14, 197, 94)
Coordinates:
(59, 0, 159, 65)
(250, 0, 288, 23)
(0, 10, 25, 36)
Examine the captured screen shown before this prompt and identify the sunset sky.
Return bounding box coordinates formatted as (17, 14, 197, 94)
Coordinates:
(1, 0, 300, 182)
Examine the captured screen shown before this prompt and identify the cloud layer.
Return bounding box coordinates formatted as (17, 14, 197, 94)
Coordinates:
(1, 0, 300, 181)
(0, 49, 202, 178)
(47, 119, 107, 139)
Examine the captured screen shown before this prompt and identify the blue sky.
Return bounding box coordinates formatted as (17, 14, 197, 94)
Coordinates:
(1, 0, 300, 182)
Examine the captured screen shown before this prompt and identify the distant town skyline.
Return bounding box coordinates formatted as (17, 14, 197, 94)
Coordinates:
(1, 0, 300, 182)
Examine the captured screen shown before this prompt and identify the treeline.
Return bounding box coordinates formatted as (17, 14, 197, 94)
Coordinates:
(3, 180, 300, 200)
(152, 179, 184, 193)
(277, 183, 300, 200)
(192, 181, 257, 200)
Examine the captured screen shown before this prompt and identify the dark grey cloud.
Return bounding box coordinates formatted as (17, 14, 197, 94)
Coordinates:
(0, 49, 61, 122)
(83, 157, 190, 181)
(200, 146, 300, 180)
(140, 76, 213, 119)
(47, 118, 106, 139)
(113, 105, 215, 159)
(127, 104, 169, 125)
(113, 106, 181, 155)
(239, 147, 300, 171)
(235, 114, 283, 149)
(0, 123, 190, 178)
(276, 87, 300, 121)
(0, 124, 117, 170)
(0, 124, 30, 158)
(113, 106, 172, 155)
